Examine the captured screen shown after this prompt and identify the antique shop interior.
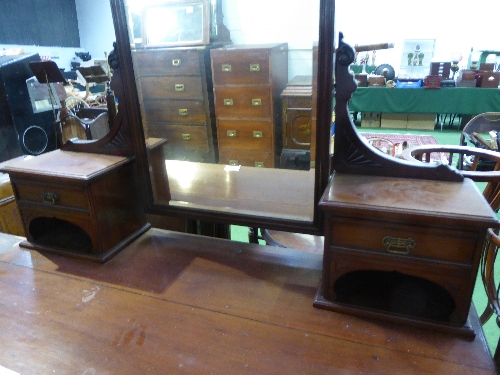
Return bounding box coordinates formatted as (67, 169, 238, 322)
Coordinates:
(1, 0, 500, 373)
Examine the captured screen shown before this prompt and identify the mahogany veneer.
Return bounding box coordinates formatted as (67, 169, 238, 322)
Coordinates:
(0, 229, 496, 374)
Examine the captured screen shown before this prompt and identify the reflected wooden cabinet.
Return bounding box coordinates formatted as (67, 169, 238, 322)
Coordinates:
(132, 47, 218, 163)
(211, 43, 288, 168)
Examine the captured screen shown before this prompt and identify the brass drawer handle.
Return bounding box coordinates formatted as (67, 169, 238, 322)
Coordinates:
(255, 162, 264, 168)
(250, 64, 260, 72)
(179, 108, 188, 116)
(253, 131, 263, 138)
(224, 99, 233, 106)
(172, 59, 181, 67)
(222, 64, 232, 72)
(174, 84, 185, 92)
(181, 134, 191, 140)
(382, 236, 415, 255)
(228, 160, 238, 166)
(41, 192, 59, 205)
(252, 99, 262, 106)
(227, 130, 237, 137)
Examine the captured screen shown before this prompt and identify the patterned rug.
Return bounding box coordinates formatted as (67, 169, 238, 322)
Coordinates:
(360, 133, 445, 162)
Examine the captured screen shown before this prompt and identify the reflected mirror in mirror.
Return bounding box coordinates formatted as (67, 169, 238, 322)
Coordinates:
(125, 0, 321, 223)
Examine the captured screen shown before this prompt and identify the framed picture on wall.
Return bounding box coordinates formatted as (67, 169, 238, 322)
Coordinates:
(398, 39, 435, 79)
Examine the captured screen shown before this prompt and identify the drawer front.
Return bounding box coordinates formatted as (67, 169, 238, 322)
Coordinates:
(219, 149, 274, 168)
(286, 97, 312, 109)
(163, 147, 214, 163)
(217, 119, 273, 151)
(211, 50, 271, 85)
(214, 86, 272, 119)
(14, 181, 89, 210)
(143, 100, 207, 124)
(147, 124, 209, 149)
(329, 216, 477, 264)
(138, 76, 204, 100)
(133, 50, 201, 76)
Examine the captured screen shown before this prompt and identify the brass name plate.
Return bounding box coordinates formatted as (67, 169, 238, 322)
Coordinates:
(253, 131, 263, 138)
(222, 64, 232, 72)
(227, 130, 237, 137)
(179, 109, 188, 116)
(224, 99, 233, 106)
(251, 99, 262, 106)
(181, 134, 191, 140)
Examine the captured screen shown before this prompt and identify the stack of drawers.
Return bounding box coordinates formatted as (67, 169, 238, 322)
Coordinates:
(133, 47, 217, 163)
(210, 44, 288, 168)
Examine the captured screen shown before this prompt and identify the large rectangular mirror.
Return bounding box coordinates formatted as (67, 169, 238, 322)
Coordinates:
(109, 0, 335, 233)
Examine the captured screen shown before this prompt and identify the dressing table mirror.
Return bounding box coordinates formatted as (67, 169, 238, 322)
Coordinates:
(108, 0, 335, 234)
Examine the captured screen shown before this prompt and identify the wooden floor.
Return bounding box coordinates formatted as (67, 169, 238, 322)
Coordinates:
(0, 228, 497, 374)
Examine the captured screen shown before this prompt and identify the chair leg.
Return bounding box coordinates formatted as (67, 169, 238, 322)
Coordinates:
(480, 304, 494, 325)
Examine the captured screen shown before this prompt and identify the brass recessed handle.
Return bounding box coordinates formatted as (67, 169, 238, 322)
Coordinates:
(222, 64, 232, 72)
(255, 162, 264, 168)
(250, 64, 260, 72)
(174, 84, 185, 92)
(251, 99, 262, 106)
(224, 99, 233, 106)
(181, 134, 191, 140)
(41, 192, 59, 205)
(172, 59, 181, 67)
(253, 131, 263, 138)
(227, 130, 237, 137)
(382, 236, 415, 255)
(228, 160, 238, 166)
(179, 108, 188, 116)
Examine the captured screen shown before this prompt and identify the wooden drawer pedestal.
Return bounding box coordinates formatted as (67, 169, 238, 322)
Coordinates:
(314, 173, 499, 338)
(0, 150, 150, 262)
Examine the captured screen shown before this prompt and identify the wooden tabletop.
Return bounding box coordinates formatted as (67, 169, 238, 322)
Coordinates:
(0, 229, 496, 374)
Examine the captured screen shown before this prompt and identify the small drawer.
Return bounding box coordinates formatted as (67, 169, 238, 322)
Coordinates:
(211, 50, 272, 85)
(217, 119, 273, 151)
(328, 216, 477, 264)
(133, 49, 202, 76)
(218, 149, 274, 168)
(286, 97, 312, 109)
(214, 86, 272, 119)
(138, 76, 204, 100)
(147, 124, 209, 149)
(143, 99, 207, 124)
(14, 181, 89, 209)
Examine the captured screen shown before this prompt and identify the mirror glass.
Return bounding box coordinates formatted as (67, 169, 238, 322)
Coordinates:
(123, 0, 322, 224)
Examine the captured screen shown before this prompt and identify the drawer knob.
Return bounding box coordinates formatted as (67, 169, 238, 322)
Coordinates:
(174, 83, 185, 92)
(255, 162, 265, 168)
(41, 192, 59, 205)
(181, 134, 191, 140)
(228, 160, 239, 166)
(251, 99, 262, 106)
(224, 99, 233, 106)
(250, 64, 260, 72)
(253, 131, 263, 138)
(382, 236, 415, 255)
(179, 108, 188, 116)
(172, 59, 181, 67)
(222, 64, 232, 72)
(227, 130, 237, 137)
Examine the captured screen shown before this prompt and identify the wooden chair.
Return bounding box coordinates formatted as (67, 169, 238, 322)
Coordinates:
(460, 112, 500, 148)
(480, 228, 500, 371)
(400, 145, 500, 211)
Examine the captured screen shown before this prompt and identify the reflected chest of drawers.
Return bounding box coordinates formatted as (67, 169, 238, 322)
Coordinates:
(314, 173, 498, 338)
(211, 43, 288, 168)
(133, 47, 217, 163)
(0, 150, 150, 262)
